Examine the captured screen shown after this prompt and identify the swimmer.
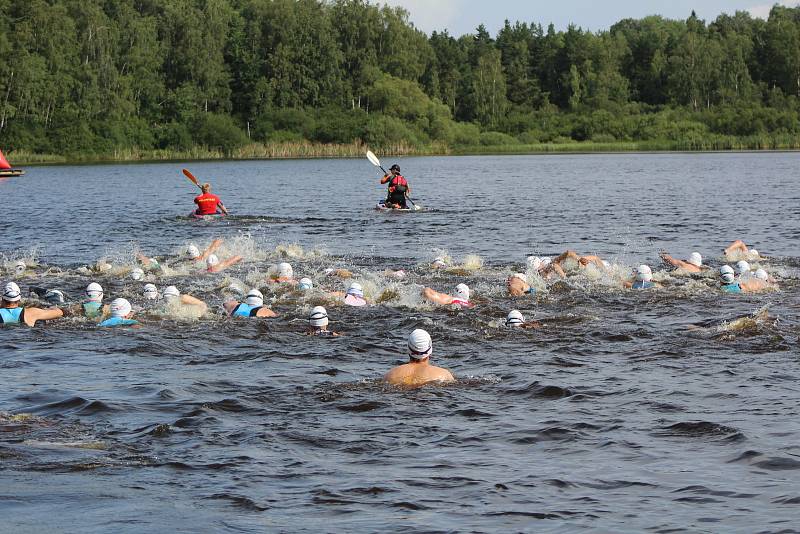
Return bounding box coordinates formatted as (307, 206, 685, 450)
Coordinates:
(10, 260, 28, 277)
(206, 253, 242, 273)
(323, 268, 352, 279)
(98, 298, 139, 327)
(753, 268, 778, 286)
(80, 282, 108, 319)
(422, 283, 473, 308)
(224, 289, 278, 318)
(431, 257, 448, 270)
(344, 282, 367, 306)
(130, 267, 145, 281)
(306, 306, 339, 337)
(0, 282, 64, 327)
(384, 329, 454, 387)
(507, 273, 535, 296)
(143, 283, 159, 300)
(735, 260, 752, 279)
(505, 309, 540, 329)
(719, 265, 769, 293)
(298, 278, 314, 291)
(161, 285, 208, 315)
(724, 240, 761, 261)
(269, 262, 295, 284)
(624, 265, 661, 289)
(659, 250, 706, 273)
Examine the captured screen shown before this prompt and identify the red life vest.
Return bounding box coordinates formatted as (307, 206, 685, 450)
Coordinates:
(388, 174, 408, 193)
(194, 193, 221, 215)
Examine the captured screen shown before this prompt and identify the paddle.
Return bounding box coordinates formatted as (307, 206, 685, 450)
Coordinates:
(182, 168, 202, 190)
(365, 151, 419, 210)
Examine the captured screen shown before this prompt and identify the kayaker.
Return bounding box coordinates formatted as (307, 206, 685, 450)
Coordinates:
(0, 282, 64, 327)
(380, 164, 410, 209)
(194, 183, 228, 216)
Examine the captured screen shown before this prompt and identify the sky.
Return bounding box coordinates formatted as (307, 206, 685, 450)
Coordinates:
(380, 0, 800, 36)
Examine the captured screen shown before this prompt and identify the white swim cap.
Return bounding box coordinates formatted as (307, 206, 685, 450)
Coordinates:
(143, 284, 158, 299)
(721, 272, 736, 284)
(163, 286, 180, 300)
(636, 264, 653, 282)
(278, 262, 293, 278)
(309, 305, 329, 327)
(44, 289, 64, 304)
(110, 298, 132, 317)
(85, 282, 104, 301)
(601, 260, 611, 268)
(511, 273, 527, 283)
(749, 249, 759, 258)
(754, 268, 768, 281)
(13, 260, 26, 273)
(526, 256, 543, 270)
(245, 288, 264, 307)
(186, 244, 201, 259)
(408, 329, 433, 359)
(506, 309, 524, 327)
(735, 260, 750, 275)
(3, 282, 21, 302)
(130, 267, 145, 281)
(323, 268, 335, 276)
(347, 282, 363, 297)
(541, 257, 552, 267)
(298, 278, 313, 291)
(687, 252, 703, 267)
(455, 283, 470, 300)
(432, 257, 446, 267)
(206, 254, 219, 267)
(392, 269, 406, 279)
(720, 265, 735, 276)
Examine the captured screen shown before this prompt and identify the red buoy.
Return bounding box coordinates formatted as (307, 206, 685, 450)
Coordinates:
(0, 149, 11, 170)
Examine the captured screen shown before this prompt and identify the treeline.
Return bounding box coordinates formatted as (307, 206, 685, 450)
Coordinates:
(3, 0, 800, 159)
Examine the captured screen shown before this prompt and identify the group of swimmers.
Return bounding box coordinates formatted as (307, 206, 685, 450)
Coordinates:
(1, 238, 781, 386)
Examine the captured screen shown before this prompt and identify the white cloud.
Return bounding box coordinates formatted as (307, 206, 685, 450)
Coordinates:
(748, 0, 800, 19)
(379, 0, 461, 33)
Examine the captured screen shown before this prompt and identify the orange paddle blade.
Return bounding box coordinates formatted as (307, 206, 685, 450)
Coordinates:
(182, 168, 200, 188)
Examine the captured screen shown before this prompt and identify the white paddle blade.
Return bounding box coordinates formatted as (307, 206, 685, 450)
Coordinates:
(366, 150, 381, 167)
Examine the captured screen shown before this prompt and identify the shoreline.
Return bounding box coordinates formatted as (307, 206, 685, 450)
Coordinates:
(8, 141, 800, 167)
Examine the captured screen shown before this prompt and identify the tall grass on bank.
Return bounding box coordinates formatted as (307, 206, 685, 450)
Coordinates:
(8, 135, 800, 165)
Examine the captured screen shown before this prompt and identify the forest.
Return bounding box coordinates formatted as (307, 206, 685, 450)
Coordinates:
(3, 0, 800, 161)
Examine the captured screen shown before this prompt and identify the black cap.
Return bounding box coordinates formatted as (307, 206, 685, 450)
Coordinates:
(390, 164, 400, 172)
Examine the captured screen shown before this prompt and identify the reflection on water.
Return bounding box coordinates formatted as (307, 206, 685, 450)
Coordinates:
(1, 153, 799, 532)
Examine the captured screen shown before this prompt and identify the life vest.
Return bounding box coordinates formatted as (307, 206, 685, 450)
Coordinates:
(632, 281, 655, 289)
(99, 316, 139, 327)
(388, 175, 408, 194)
(0, 307, 24, 324)
(231, 303, 262, 318)
(194, 193, 221, 215)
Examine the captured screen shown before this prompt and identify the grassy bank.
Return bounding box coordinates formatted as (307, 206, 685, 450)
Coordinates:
(8, 135, 800, 166)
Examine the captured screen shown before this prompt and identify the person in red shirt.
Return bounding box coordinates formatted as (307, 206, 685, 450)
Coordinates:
(194, 183, 228, 216)
(380, 164, 410, 209)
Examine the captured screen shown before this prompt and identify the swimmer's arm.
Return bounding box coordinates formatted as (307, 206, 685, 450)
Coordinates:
(222, 301, 239, 316)
(579, 255, 605, 268)
(212, 256, 243, 273)
(659, 252, 686, 268)
(24, 307, 64, 327)
(180, 294, 207, 313)
(623, 279, 633, 288)
(137, 253, 154, 267)
(521, 321, 542, 329)
(724, 240, 748, 255)
(200, 239, 224, 262)
(255, 307, 278, 318)
(422, 287, 452, 305)
(739, 279, 767, 293)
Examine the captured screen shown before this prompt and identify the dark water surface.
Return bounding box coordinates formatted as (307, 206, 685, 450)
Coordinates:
(1, 153, 799, 532)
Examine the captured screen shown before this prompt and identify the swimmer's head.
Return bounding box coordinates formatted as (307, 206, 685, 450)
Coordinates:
(391, 269, 406, 279)
(749, 249, 759, 259)
(636, 264, 653, 282)
(526, 256, 543, 270)
(13, 260, 26, 274)
(346, 282, 363, 297)
(298, 278, 313, 291)
(206, 254, 219, 268)
(44, 289, 65, 305)
(163, 286, 180, 301)
(85, 282, 104, 302)
(455, 283, 470, 300)
(2, 282, 21, 302)
(309, 306, 328, 327)
(754, 268, 768, 281)
(432, 257, 447, 268)
(720, 265, 735, 284)
(277, 262, 293, 279)
(110, 298, 132, 318)
(186, 244, 201, 259)
(143, 284, 158, 300)
(735, 260, 750, 275)
(131, 267, 145, 281)
(506, 310, 525, 327)
(323, 268, 335, 276)
(245, 289, 264, 307)
(511, 273, 527, 283)
(540, 257, 552, 267)
(408, 329, 432, 360)
(687, 252, 703, 267)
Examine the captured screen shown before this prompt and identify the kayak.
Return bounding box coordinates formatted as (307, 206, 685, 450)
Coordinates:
(375, 200, 420, 212)
(190, 211, 225, 220)
(0, 169, 24, 177)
